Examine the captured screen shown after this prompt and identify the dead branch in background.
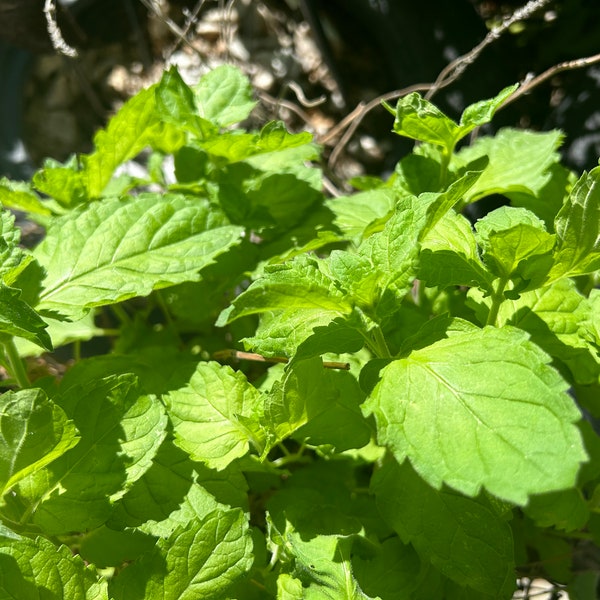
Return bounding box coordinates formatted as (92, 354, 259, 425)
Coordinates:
(424, 0, 554, 100)
(321, 84, 434, 168)
(322, 0, 572, 172)
(213, 349, 350, 370)
(133, 0, 597, 181)
(43, 0, 78, 57)
(500, 52, 600, 109)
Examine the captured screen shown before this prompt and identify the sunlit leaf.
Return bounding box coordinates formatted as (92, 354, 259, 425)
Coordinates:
(363, 326, 587, 504)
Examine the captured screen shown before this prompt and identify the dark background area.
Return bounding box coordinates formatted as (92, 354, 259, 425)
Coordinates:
(0, 0, 599, 181)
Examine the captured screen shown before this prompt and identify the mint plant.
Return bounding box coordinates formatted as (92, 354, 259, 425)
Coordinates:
(0, 65, 599, 599)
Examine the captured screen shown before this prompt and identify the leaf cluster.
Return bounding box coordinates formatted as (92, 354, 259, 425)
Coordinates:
(0, 67, 599, 599)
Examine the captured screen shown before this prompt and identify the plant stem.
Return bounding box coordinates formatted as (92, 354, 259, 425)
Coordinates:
(155, 290, 174, 327)
(439, 149, 450, 189)
(485, 277, 508, 327)
(111, 303, 131, 325)
(73, 339, 81, 363)
(370, 326, 392, 358)
(2, 337, 30, 388)
(271, 443, 310, 468)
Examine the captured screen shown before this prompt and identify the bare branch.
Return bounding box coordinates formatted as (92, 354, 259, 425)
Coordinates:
(425, 0, 554, 100)
(501, 52, 600, 109)
(138, 0, 195, 53)
(321, 0, 561, 171)
(213, 349, 350, 370)
(323, 84, 433, 168)
(43, 0, 78, 58)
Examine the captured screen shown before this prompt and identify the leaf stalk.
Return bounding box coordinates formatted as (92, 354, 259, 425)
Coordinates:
(2, 337, 30, 388)
(485, 277, 509, 327)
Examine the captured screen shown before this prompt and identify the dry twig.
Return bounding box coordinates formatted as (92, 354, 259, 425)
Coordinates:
(43, 0, 78, 57)
(322, 0, 558, 171)
(425, 0, 554, 100)
(500, 52, 600, 109)
(213, 349, 350, 370)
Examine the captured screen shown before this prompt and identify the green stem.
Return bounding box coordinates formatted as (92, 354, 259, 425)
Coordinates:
(99, 328, 120, 336)
(271, 443, 309, 468)
(439, 151, 450, 189)
(2, 337, 30, 388)
(155, 290, 175, 327)
(371, 326, 391, 358)
(73, 340, 82, 363)
(438, 141, 456, 189)
(485, 277, 509, 327)
(111, 303, 131, 325)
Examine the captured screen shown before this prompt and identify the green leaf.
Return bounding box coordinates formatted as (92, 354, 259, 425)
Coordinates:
(391, 86, 516, 154)
(455, 128, 563, 203)
(11, 374, 167, 534)
(0, 177, 51, 216)
(363, 326, 587, 504)
(0, 388, 79, 495)
(35, 194, 242, 320)
(277, 573, 304, 599)
(201, 121, 313, 164)
(326, 188, 397, 243)
(585, 289, 600, 355)
(81, 85, 171, 199)
(32, 156, 88, 207)
(474, 206, 555, 284)
(243, 306, 347, 357)
(0, 284, 52, 350)
(217, 254, 352, 327)
(108, 437, 195, 530)
(79, 525, 156, 568)
(0, 533, 108, 599)
(327, 251, 382, 311)
(264, 358, 371, 452)
(155, 67, 216, 139)
(508, 163, 572, 230)
(420, 210, 494, 291)
(548, 166, 600, 280)
(524, 488, 589, 532)
(15, 312, 103, 358)
(164, 361, 266, 470)
(293, 318, 365, 363)
(111, 435, 248, 539)
(352, 195, 430, 320)
(372, 460, 515, 599)
(252, 121, 313, 154)
(142, 463, 248, 539)
(458, 84, 517, 131)
(267, 460, 372, 537)
(109, 509, 253, 600)
(192, 64, 257, 127)
(33, 84, 176, 204)
(391, 93, 460, 152)
(246, 200, 431, 352)
(396, 315, 478, 359)
(420, 169, 484, 237)
(352, 537, 420, 599)
(0, 209, 32, 285)
(214, 158, 322, 234)
(490, 278, 600, 385)
(393, 152, 443, 195)
(267, 517, 373, 599)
